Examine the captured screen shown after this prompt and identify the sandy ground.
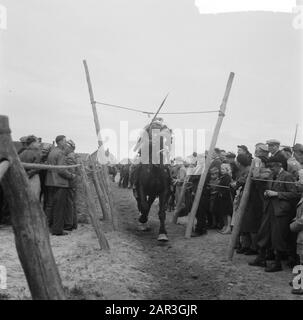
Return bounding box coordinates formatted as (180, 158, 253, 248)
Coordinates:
(0, 183, 302, 300)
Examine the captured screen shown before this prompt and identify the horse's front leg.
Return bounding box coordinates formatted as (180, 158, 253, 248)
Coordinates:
(139, 195, 156, 223)
(158, 192, 169, 241)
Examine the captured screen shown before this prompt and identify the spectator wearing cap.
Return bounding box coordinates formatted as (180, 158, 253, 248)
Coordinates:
(266, 139, 287, 171)
(18, 136, 29, 154)
(210, 148, 222, 171)
(19, 135, 42, 199)
(238, 144, 270, 256)
(45, 135, 76, 236)
(249, 156, 300, 272)
(188, 152, 198, 166)
(253, 143, 269, 177)
(237, 145, 253, 163)
(281, 146, 301, 178)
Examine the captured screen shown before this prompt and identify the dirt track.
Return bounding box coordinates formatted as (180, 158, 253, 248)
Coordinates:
(0, 183, 302, 300)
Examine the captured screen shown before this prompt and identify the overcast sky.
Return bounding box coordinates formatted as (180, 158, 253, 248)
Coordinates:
(1, 0, 302, 157)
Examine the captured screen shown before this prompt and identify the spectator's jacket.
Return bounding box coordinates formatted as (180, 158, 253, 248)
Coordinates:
(19, 147, 41, 178)
(65, 152, 79, 189)
(45, 147, 73, 188)
(19, 147, 41, 164)
(264, 169, 300, 217)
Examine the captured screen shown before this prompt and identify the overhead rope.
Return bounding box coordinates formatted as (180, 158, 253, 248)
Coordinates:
(95, 101, 219, 116)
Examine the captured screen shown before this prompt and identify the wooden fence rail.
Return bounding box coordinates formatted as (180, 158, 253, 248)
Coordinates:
(0, 160, 10, 182)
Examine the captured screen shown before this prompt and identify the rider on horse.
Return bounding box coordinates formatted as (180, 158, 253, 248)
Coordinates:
(132, 117, 172, 198)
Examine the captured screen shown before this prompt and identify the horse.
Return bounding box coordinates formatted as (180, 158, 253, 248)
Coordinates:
(134, 132, 171, 241)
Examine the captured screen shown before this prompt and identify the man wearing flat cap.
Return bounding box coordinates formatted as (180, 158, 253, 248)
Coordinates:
(45, 135, 76, 236)
(18, 136, 29, 154)
(249, 156, 300, 272)
(266, 139, 287, 170)
(281, 146, 302, 178)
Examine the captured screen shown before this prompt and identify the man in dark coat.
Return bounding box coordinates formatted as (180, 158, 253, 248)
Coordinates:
(239, 144, 270, 255)
(45, 135, 76, 236)
(191, 151, 223, 237)
(249, 156, 300, 272)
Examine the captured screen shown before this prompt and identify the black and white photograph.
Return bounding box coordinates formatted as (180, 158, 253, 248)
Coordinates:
(1, 0, 303, 304)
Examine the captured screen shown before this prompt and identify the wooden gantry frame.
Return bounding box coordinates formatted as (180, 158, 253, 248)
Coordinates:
(0, 65, 238, 300)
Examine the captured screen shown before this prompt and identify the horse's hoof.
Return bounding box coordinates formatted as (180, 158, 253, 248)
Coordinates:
(157, 234, 168, 242)
(138, 223, 149, 231)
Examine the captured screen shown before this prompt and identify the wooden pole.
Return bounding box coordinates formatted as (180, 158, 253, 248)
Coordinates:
(172, 176, 189, 224)
(185, 72, 235, 238)
(79, 164, 110, 250)
(83, 60, 102, 147)
(83, 59, 117, 229)
(293, 123, 299, 147)
(101, 165, 119, 231)
(89, 157, 111, 221)
(94, 162, 119, 231)
(227, 160, 254, 260)
(95, 164, 112, 212)
(0, 115, 66, 300)
(150, 93, 169, 124)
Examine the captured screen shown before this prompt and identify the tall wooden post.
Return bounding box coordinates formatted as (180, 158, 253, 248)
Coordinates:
(89, 157, 111, 221)
(83, 59, 118, 230)
(227, 161, 254, 260)
(79, 164, 110, 250)
(293, 123, 299, 147)
(0, 115, 66, 300)
(185, 72, 235, 238)
(98, 164, 119, 231)
(83, 60, 102, 147)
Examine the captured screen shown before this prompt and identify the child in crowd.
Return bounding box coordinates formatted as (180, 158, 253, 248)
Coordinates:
(218, 163, 233, 234)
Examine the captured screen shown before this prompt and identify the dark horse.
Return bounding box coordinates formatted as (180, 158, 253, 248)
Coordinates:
(134, 133, 171, 241)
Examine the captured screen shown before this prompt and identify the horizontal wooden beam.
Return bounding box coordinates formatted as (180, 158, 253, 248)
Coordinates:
(22, 163, 81, 170)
